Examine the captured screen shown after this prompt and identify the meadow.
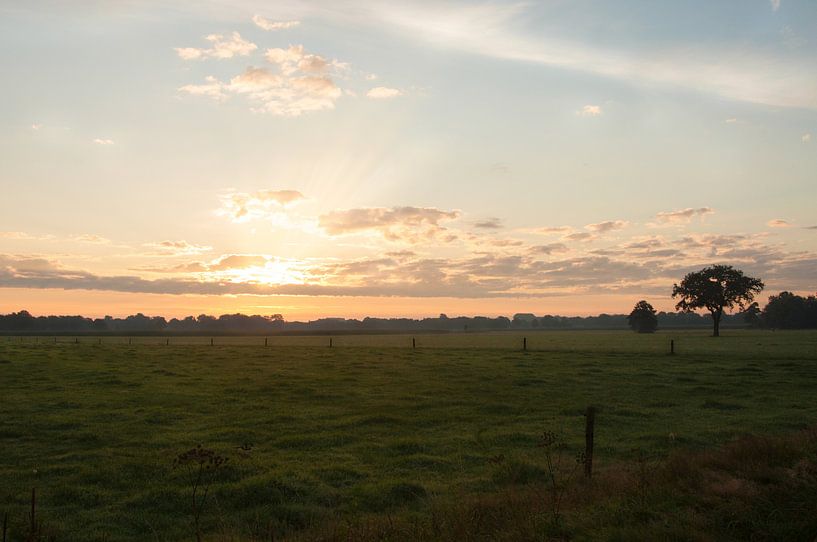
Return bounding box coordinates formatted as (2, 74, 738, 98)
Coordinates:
(1, 329, 817, 540)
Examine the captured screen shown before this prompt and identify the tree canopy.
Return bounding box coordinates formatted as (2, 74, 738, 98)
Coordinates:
(671, 265, 764, 336)
(627, 300, 658, 333)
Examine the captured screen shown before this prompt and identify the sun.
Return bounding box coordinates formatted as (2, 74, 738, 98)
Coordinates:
(213, 259, 307, 286)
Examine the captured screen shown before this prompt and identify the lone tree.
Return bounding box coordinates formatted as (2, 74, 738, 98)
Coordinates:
(671, 265, 764, 337)
(627, 300, 658, 333)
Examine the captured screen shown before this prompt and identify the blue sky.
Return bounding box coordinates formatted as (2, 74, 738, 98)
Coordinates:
(0, 1, 815, 318)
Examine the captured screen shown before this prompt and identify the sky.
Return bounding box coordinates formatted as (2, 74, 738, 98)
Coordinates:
(0, 0, 816, 320)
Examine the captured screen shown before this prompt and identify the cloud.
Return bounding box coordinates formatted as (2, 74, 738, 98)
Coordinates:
(586, 220, 627, 233)
(803, 133, 812, 143)
(178, 76, 228, 101)
(252, 15, 300, 31)
(93, 138, 114, 145)
(655, 207, 714, 224)
(144, 240, 212, 256)
(175, 32, 257, 60)
(564, 232, 594, 242)
(70, 234, 110, 244)
(219, 190, 306, 222)
(474, 218, 503, 229)
(319, 206, 460, 243)
(577, 104, 602, 117)
(724, 118, 738, 123)
(770, 0, 781, 11)
(366, 86, 403, 99)
(179, 44, 345, 116)
(31, 123, 42, 130)
(537, 226, 572, 235)
(367, 2, 817, 110)
(530, 243, 569, 255)
(0, 231, 56, 241)
(768, 219, 793, 228)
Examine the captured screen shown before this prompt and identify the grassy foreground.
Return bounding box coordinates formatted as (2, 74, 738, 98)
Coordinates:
(1, 330, 817, 540)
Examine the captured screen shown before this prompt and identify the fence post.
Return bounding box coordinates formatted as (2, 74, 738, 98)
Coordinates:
(670, 339, 675, 355)
(75, 337, 78, 344)
(210, 338, 214, 346)
(329, 337, 333, 348)
(29, 488, 35, 536)
(128, 337, 132, 345)
(265, 337, 268, 347)
(523, 337, 527, 351)
(412, 337, 416, 349)
(585, 406, 596, 479)
(166, 338, 169, 346)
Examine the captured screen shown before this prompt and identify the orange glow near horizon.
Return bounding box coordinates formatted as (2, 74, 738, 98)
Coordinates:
(0, 288, 691, 321)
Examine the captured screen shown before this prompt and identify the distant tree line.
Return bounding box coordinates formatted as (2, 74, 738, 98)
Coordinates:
(0, 306, 787, 334)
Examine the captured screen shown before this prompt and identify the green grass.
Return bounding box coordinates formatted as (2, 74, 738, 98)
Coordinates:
(1, 329, 817, 540)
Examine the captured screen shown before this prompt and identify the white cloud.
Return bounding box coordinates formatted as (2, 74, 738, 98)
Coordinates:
(175, 32, 257, 60)
(803, 133, 812, 142)
(218, 190, 307, 224)
(366, 86, 403, 99)
(178, 75, 228, 101)
(252, 15, 300, 31)
(31, 123, 42, 130)
(366, 2, 817, 110)
(577, 104, 602, 117)
(180, 44, 345, 116)
(93, 138, 114, 145)
(725, 118, 738, 123)
(770, 0, 781, 11)
(768, 219, 792, 228)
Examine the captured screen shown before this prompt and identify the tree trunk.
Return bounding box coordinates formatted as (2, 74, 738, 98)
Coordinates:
(712, 310, 721, 337)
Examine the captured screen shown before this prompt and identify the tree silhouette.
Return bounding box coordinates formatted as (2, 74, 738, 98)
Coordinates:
(672, 265, 764, 337)
(627, 300, 658, 333)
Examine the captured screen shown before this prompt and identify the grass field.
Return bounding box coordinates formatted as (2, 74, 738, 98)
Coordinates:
(2, 329, 817, 540)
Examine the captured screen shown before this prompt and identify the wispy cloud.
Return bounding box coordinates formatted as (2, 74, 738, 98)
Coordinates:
(366, 86, 403, 99)
(768, 219, 793, 228)
(367, 2, 817, 110)
(770, 0, 781, 12)
(654, 207, 714, 224)
(144, 240, 212, 256)
(318, 206, 460, 243)
(252, 15, 300, 31)
(577, 104, 602, 117)
(92, 138, 114, 145)
(803, 133, 812, 143)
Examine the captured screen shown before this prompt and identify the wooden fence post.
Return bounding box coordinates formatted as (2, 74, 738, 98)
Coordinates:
(585, 406, 596, 478)
(523, 337, 527, 351)
(412, 337, 416, 349)
(265, 337, 268, 347)
(670, 339, 675, 355)
(210, 338, 214, 346)
(329, 337, 333, 348)
(29, 488, 36, 537)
